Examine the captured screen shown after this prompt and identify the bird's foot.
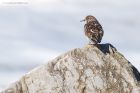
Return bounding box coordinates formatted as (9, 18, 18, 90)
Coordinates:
(88, 42, 101, 47)
(88, 41, 94, 45)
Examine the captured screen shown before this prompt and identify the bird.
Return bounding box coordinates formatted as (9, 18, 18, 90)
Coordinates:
(81, 15, 104, 45)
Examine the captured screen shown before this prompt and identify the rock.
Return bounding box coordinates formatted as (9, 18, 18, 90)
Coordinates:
(1, 44, 140, 93)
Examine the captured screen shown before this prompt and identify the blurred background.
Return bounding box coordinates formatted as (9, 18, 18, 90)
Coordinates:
(0, 0, 140, 90)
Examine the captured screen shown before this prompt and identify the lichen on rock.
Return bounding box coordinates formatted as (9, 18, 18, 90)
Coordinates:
(1, 44, 140, 93)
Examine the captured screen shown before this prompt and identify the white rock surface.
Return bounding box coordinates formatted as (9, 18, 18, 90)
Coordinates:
(1, 44, 140, 93)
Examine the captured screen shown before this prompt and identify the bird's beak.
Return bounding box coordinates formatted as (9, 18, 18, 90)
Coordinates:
(80, 19, 85, 22)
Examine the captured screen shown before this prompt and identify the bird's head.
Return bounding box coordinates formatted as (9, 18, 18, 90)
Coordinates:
(81, 15, 96, 23)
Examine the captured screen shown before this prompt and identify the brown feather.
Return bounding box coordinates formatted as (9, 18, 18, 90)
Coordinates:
(84, 17, 104, 44)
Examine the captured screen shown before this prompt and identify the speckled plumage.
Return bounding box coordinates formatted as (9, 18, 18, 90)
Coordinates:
(83, 15, 104, 44)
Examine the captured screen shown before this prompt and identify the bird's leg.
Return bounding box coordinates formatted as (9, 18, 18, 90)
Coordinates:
(94, 43, 98, 47)
(88, 39, 92, 45)
(88, 39, 99, 47)
(88, 40, 95, 45)
(88, 41, 93, 45)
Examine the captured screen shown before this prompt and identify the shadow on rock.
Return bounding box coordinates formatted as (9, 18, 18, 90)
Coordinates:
(97, 43, 117, 54)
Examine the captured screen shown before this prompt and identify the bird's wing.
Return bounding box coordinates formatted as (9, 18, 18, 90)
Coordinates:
(98, 29, 104, 43)
(97, 23, 104, 43)
(84, 21, 104, 43)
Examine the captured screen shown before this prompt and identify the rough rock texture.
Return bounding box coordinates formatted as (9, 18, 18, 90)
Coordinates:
(1, 44, 140, 93)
